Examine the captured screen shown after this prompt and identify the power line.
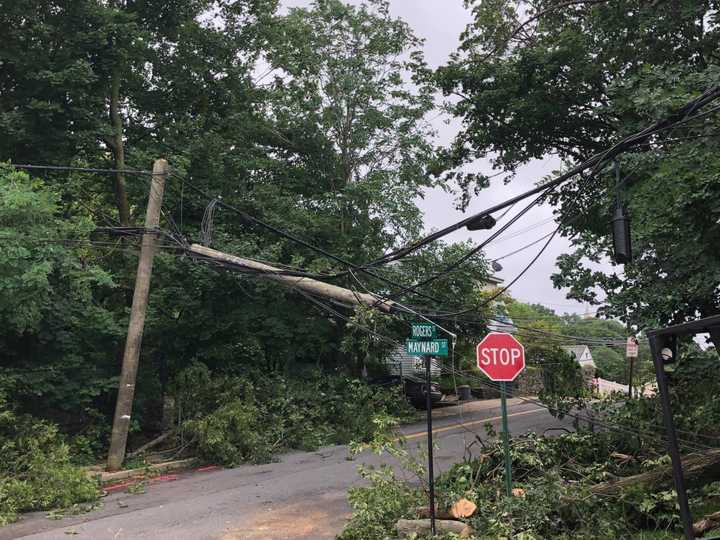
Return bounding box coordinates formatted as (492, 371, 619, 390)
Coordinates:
(492, 231, 556, 262)
(146, 87, 720, 323)
(10, 164, 155, 175)
(361, 85, 720, 268)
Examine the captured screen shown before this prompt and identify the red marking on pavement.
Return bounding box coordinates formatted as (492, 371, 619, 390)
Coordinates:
(103, 481, 134, 493)
(196, 465, 220, 473)
(151, 474, 179, 483)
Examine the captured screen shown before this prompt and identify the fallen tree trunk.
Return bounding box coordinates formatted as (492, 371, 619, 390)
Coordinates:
(415, 506, 452, 519)
(591, 449, 720, 497)
(415, 498, 477, 520)
(127, 431, 174, 459)
(396, 519, 473, 538)
(694, 510, 720, 537)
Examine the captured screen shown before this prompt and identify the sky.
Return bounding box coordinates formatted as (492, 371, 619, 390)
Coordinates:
(280, 0, 602, 316)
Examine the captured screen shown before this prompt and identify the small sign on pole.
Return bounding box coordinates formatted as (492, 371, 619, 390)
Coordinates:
(476, 332, 526, 497)
(626, 336, 639, 358)
(411, 322, 437, 339)
(406, 338, 449, 357)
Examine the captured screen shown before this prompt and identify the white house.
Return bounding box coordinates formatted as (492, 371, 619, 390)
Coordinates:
(562, 345, 596, 369)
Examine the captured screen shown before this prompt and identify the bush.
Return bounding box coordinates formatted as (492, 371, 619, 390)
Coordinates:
(0, 391, 98, 525)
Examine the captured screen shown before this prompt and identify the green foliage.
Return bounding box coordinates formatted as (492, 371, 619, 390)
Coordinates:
(0, 391, 98, 526)
(338, 464, 425, 540)
(340, 429, 709, 539)
(0, 165, 120, 432)
(0, 0, 491, 473)
(537, 347, 588, 418)
(600, 345, 720, 452)
(174, 362, 415, 467)
(437, 1, 720, 335)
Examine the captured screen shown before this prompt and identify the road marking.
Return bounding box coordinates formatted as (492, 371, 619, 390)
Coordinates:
(400, 407, 546, 440)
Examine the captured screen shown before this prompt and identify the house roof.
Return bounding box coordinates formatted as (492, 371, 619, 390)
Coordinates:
(562, 345, 590, 358)
(485, 274, 504, 285)
(562, 345, 596, 367)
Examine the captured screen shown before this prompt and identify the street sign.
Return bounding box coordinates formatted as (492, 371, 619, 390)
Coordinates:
(411, 322, 437, 339)
(476, 332, 526, 382)
(406, 339, 448, 356)
(476, 331, 526, 498)
(626, 336, 639, 358)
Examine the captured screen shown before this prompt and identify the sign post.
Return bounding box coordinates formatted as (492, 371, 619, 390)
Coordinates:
(407, 322, 447, 536)
(476, 332, 526, 497)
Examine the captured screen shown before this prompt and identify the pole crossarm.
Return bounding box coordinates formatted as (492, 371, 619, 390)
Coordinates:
(188, 244, 396, 313)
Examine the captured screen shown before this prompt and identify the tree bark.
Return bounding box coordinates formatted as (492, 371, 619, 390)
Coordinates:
(110, 66, 131, 226)
(591, 449, 720, 497)
(396, 519, 473, 538)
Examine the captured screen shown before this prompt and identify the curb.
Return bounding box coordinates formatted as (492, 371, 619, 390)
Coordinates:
(89, 458, 200, 484)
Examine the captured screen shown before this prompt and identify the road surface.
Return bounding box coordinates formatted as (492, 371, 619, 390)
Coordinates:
(2, 398, 574, 540)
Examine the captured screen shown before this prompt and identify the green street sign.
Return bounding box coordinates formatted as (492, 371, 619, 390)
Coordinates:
(411, 322, 437, 339)
(406, 339, 448, 357)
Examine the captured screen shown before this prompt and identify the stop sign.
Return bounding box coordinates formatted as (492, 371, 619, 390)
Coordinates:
(476, 332, 526, 381)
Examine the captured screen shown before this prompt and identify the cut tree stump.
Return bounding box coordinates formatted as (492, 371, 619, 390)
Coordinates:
(591, 449, 720, 497)
(450, 498, 477, 519)
(396, 519, 473, 538)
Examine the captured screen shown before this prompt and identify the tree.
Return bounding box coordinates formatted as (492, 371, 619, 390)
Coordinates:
(591, 346, 625, 383)
(435, 1, 720, 343)
(259, 0, 438, 255)
(0, 0, 492, 455)
(0, 165, 119, 427)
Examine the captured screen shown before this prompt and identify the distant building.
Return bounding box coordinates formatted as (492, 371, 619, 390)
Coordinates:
(562, 345, 596, 369)
(481, 274, 504, 292)
(487, 312, 517, 334)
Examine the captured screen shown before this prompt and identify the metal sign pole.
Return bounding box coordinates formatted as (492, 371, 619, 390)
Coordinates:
(425, 354, 436, 536)
(500, 381, 513, 497)
(649, 335, 694, 539)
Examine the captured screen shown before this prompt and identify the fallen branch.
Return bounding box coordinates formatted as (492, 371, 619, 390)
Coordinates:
(591, 449, 720, 497)
(127, 431, 174, 459)
(694, 510, 720, 537)
(415, 506, 452, 519)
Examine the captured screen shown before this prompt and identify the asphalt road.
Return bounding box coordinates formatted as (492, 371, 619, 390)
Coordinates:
(2, 398, 574, 540)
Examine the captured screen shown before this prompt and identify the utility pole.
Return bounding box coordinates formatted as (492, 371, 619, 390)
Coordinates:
(107, 159, 168, 471)
(188, 244, 395, 312)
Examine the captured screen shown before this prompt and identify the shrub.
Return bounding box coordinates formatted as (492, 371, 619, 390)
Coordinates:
(0, 391, 98, 525)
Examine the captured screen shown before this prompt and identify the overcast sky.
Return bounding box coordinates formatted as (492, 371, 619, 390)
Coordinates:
(280, 0, 600, 315)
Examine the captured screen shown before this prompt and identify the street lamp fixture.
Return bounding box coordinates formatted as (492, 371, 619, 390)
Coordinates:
(465, 214, 496, 231)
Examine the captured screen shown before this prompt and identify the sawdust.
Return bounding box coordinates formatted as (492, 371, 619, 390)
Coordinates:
(218, 494, 350, 540)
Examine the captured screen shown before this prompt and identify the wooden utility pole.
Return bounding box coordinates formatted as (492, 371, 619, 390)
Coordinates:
(107, 159, 168, 471)
(188, 244, 395, 313)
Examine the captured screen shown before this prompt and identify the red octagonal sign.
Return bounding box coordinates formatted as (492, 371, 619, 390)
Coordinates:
(476, 332, 526, 381)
